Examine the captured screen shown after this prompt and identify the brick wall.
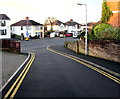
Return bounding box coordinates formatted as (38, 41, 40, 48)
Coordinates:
(106, 0, 120, 26)
(0, 39, 21, 53)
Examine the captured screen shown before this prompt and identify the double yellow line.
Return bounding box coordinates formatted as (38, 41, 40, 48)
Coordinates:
(3, 52, 35, 99)
(47, 46, 120, 85)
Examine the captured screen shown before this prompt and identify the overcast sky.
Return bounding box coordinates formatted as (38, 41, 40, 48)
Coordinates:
(0, 0, 103, 24)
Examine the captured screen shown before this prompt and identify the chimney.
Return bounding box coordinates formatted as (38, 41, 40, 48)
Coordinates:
(25, 17, 29, 21)
(70, 19, 73, 22)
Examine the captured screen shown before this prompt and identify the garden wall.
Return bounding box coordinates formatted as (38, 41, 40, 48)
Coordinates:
(65, 38, 120, 63)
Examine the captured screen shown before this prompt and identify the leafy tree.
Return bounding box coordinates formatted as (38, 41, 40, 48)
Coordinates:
(101, 1, 113, 24)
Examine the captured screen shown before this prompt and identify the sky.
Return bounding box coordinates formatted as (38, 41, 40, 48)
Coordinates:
(0, 0, 103, 24)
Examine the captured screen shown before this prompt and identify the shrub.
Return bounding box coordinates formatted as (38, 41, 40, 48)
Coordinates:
(93, 23, 112, 39)
(88, 32, 97, 40)
(111, 28, 120, 40)
(11, 34, 21, 40)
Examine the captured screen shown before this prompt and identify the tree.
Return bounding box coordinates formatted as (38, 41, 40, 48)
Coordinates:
(44, 17, 57, 32)
(101, 1, 113, 24)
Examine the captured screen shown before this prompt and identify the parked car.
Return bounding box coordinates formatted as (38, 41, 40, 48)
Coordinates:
(59, 34, 65, 38)
(50, 32, 56, 38)
(65, 33, 72, 37)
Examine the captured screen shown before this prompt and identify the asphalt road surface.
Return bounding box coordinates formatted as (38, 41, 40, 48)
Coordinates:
(1, 38, 120, 98)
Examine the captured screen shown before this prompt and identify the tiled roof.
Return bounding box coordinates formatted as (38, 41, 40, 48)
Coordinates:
(11, 20, 43, 26)
(0, 14, 10, 20)
(65, 21, 79, 26)
(53, 20, 65, 26)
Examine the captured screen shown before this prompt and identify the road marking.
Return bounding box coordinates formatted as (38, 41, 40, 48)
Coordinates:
(3, 52, 35, 99)
(47, 46, 120, 84)
(0, 53, 30, 92)
(10, 53, 35, 98)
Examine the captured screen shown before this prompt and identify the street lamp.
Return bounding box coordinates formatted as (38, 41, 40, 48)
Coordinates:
(77, 3, 88, 55)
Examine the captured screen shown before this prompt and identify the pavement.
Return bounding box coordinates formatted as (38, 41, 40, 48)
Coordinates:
(0, 51, 27, 89)
(51, 45, 120, 75)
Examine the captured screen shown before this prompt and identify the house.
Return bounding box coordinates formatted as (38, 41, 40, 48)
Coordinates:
(11, 17, 44, 39)
(106, 0, 120, 26)
(65, 19, 80, 37)
(0, 14, 11, 39)
(45, 20, 65, 32)
(45, 19, 81, 37)
(52, 20, 66, 32)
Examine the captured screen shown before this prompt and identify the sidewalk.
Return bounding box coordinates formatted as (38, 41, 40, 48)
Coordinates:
(1, 51, 27, 88)
(51, 45, 120, 75)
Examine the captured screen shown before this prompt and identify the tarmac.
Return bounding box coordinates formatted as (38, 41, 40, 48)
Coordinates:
(0, 51, 27, 89)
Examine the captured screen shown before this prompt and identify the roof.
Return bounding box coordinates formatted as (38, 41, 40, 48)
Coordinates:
(0, 14, 10, 20)
(53, 20, 65, 26)
(65, 21, 79, 26)
(11, 20, 43, 26)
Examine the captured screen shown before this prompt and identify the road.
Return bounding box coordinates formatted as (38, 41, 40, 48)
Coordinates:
(1, 37, 120, 98)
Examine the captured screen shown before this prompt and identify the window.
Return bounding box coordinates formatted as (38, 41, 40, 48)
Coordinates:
(0, 29, 7, 35)
(41, 27, 43, 30)
(26, 26, 31, 30)
(0, 21, 6, 26)
(36, 26, 39, 30)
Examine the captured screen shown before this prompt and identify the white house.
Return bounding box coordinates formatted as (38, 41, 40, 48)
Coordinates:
(46, 20, 65, 32)
(11, 17, 44, 39)
(65, 19, 81, 37)
(0, 14, 11, 39)
(45, 19, 81, 37)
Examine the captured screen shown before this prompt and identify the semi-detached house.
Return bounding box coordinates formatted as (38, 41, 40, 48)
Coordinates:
(11, 17, 44, 39)
(65, 19, 80, 37)
(46, 20, 66, 32)
(0, 14, 11, 39)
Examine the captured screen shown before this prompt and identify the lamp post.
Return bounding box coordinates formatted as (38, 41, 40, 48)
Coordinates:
(77, 3, 88, 55)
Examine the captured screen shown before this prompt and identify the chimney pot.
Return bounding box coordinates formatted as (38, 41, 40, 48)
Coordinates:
(25, 17, 29, 21)
(70, 19, 73, 22)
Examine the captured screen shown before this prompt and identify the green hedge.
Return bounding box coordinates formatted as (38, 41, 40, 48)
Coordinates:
(89, 23, 120, 40)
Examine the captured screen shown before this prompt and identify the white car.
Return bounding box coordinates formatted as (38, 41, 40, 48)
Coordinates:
(50, 32, 56, 38)
(59, 34, 65, 38)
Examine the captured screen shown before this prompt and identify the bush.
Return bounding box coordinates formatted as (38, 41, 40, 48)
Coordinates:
(111, 28, 120, 40)
(77, 31, 86, 39)
(88, 23, 120, 40)
(88, 32, 97, 40)
(11, 34, 21, 40)
(93, 23, 112, 39)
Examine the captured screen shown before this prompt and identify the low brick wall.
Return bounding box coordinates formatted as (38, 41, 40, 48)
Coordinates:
(65, 38, 120, 63)
(0, 39, 21, 53)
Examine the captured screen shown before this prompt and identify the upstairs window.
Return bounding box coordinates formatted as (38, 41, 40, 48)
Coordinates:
(36, 26, 40, 30)
(0, 29, 7, 35)
(0, 21, 6, 26)
(26, 26, 31, 30)
(41, 27, 43, 30)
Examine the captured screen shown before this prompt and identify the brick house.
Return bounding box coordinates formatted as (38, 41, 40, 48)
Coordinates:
(106, 0, 120, 26)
